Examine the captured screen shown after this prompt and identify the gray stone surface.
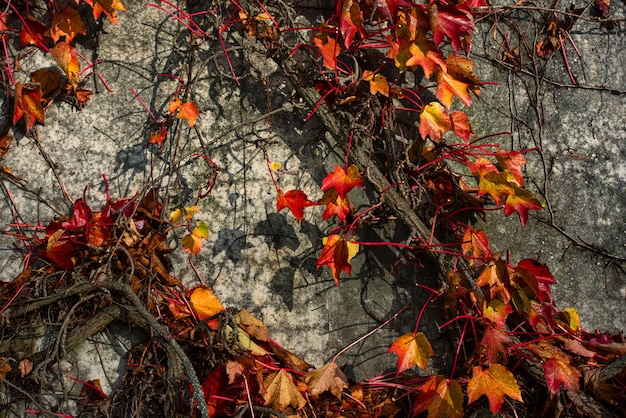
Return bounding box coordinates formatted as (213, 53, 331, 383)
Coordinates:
(0, 0, 624, 408)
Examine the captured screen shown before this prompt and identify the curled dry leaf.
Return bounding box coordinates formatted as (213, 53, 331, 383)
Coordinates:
(305, 361, 348, 398)
(235, 307, 269, 342)
(189, 285, 224, 322)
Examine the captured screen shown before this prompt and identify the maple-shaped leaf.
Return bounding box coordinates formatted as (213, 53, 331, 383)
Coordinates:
(462, 226, 491, 265)
(477, 170, 515, 205)
(476, 259, 511, 303)
(305, 361, 348, 398)
(503, 187, 543, 225)
(168, 98, 199, 127)
(405, 38, 446, 78)
(20, 15, 49, 49)
(149, 125, 167, 145)
(321, 164, 364, 199)
(467, 364, 523, 414)
(451, 110, 473, 142)
(319, 188, 352, 222)
(388, 332, 434, 373)
(276, 188, 317, 222)
(419, 102, 452, 142)
(362, 70, 389, 96)
(316, 234, 358, 284)
(263, 370, 306, 412)
(482, 297, 513, 329)
(510, 258, 554, 302)
(496, 151, 527, 187)
(313, 29, 339, 70)
(13, 83, 45, 130)
(89, 0, 126, 25)
(182, 220, 209, 256)
(436, 54, 480, 108)
(339, 0, 365, 48)
(189, 285, 224, 324)
(481, 326, 510, 365)
(528, 341, 581, 395)
(51, 41, 80, 89)
(413, 375, 463, 418)
(48, 7, 86, 44)
(428, 2, 474, 54)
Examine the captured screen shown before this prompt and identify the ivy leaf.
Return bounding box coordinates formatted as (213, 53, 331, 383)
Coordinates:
(481, 326, 510, 365)
(89, 0, 126, 25)
(235, 307, 269, 342)
(319, 188, 352, 222)
(182, 220, 209, 256)
(482, 297, 513, 329)
(462, 226, 491, 265)
(305, 361, 348, 398)
(413, 375, 463, 418)
(276, 188, 317, 222)
(189, 285, 224, 324)
(503, 187, 543, 226)
(321, 164, 364, 199)
(528, 341, 581, 395)
(313, 29, 339, 70)
(388, 332, 434, 373)
(476, 259, 511, 303)
(362, 70, 389, 96)
(467, 364, 523, 414)
(51, 41, 80, 89)
(428, 2, 474, 54)
(436, 54, 480, 108)
(405, 39, 446, 78)
(263, 370, 306, 412)
(339, 0, 365, 48)
(419, 102, 452, 142)
(20, 15, 49, 49)
(13, 83, 45, 130)
(48, 7, 86, 44)
(168, 98, 199, 127)
(496, 150, 527, 187)
(451, 110, 473, 142)
(316, 234, 358, 284)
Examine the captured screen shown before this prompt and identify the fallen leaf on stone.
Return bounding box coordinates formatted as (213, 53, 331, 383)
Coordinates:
(263, 370, 306, 412)
(305, 361, 348, 398)
(235, 308, 269, 342)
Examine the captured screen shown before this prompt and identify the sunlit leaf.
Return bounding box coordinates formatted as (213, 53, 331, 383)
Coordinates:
(263, 370, 306, 411)
(276, 188, 317, 222)
(413, 375, 463, 418)
(388, 332, 434, 373)
(419, 102, 452, 142)
(467, 364, 523, 414)
(321, 164, 364, 199)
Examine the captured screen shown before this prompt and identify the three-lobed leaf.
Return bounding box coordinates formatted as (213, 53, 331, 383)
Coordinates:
(321, 164, 364, 199)
(276, 188, 318, 222)
(413, 375, 464, 418)
(316, 234, 359, 284)
(467, 363, 523, 414)
(388, 332, 434, 373)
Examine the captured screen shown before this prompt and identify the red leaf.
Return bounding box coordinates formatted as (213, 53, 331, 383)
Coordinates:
(428, 3, 474, 54)
(481, 326, 510, 365)
(482, 297, 513, 330)
(321, 165, 363, 199)
(503, 187, 543, 226)
(63, 199, 92, 230)
(316, 234, 358, 284)
(542, 356, 581, 395)
(413, 375, 463, 418)
(467, 364, 523, 414)
(496, 150, 527, 187)
(20, 15, 49, 49)
(451, 110, 473, 142)
(461, 226, 491, 265)
(319, 189, 352, 222)
(388, 332, 434, 373)
(276, 189, 317, 222)
(339, 0, 365, 48)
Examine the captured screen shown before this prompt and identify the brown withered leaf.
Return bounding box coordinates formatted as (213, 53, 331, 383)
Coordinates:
(305, 361, 348, 398)
(234, 307, 269, 342)
(263, 370, 306, 412)
(270, 344, 313, 372)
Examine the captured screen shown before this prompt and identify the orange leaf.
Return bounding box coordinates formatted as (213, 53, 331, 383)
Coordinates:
(413, 375, 463, 418)
(363, 70, 389, 96)
(419, 102, 452, 142)
(467, 364, 523, 414)
(149, 125, 167, 145)
(0, 357, 11, 379)
(91, 0, 126, 24)
(387, 332, 434, 373)
(313, 29, 339, 70)
(48, 7, 86, 44)
(13, 83, 45, 130)
(178, 101, 199, 127)
(263, 370, 306, 411)
(305, 362, 348, 398)
(405, 39, 446, 78)
(451, 110, 473, 142)
(316, 234, 358, 285)
(482, 297, 513, 329)
(189, 286, 224, 324)
(496, 151, 527, 187)
(436, 54, 480, 108)
(321, 164, 363, 199)
(276, 189, 317, 222)
(476, 259, 511, 303)
(461, 227, 491, 265)
(339, 0, 365, 48)
(51, 41, 80, 89)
